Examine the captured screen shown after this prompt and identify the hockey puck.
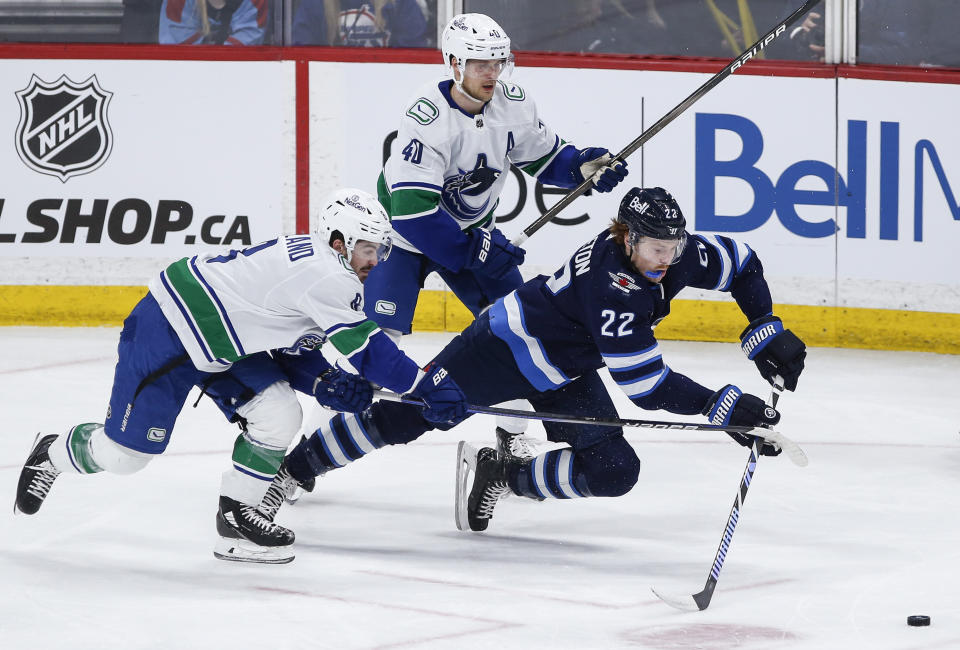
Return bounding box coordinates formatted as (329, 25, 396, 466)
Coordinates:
(907, 615, 931, 627)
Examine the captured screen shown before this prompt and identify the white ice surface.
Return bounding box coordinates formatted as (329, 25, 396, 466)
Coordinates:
(1, 328, 958, 650)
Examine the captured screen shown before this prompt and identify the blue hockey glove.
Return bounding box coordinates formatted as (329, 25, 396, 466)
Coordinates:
(573, 147, 628, 193)
(409, 363, 470, 427)
(702, 384, 782, 457)
(740, 315, 807, 391)
(464, 228, 525, 280)
(312, 368, 373, 414)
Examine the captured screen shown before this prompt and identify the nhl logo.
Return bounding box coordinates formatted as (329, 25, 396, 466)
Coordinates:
(15, 74, 114, 182)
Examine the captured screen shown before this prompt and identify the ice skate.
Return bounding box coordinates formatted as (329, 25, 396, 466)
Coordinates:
(15, 434, 61, 515)
(455, 443, 510, 532)
(214, 496, 295, 564)
(495, 426, 536, 461)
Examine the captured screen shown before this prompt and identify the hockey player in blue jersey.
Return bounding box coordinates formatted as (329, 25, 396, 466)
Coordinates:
(260, 186, 806, 534)
(366, 12, 629, 460)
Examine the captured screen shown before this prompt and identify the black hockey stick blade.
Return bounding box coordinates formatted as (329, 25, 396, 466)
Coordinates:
(652, 385, 789, 611)
(651, 441, 761, 611)
(511, 0, 823, 246)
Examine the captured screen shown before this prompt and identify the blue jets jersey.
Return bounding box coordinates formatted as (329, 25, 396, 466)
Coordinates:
(487, 230, 773, 414)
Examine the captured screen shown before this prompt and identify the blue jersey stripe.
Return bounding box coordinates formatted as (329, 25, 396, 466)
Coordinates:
(489, 294, 570, 392)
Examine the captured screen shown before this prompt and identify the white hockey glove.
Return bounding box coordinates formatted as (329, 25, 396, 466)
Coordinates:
(574, 147, 629, 193)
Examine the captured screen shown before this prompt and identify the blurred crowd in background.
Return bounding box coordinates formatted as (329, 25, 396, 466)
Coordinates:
(0, 0, 955, 68)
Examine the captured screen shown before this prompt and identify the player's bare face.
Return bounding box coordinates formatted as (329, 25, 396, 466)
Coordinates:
(628, 238, 682, 283)
(350, 240, 381, 282)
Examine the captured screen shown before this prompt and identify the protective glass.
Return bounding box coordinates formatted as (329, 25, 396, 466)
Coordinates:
(464, 54, 515, 80)
(629, 233, 687, 266)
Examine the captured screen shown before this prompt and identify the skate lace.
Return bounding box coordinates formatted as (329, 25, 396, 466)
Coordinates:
(240, 505, 280, 532)
(258, 471, 290, 520)
(477, 480, 509, 519)
(25, 462, 60, 500)
(506, 435, 536, 459)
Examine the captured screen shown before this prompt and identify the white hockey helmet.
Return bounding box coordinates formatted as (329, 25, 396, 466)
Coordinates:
(316, 188, 392, 263)
(441, 13, 513, 85)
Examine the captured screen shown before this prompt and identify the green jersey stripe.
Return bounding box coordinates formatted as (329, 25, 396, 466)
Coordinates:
(377, 172, 392, 218)
(164, 259, 241, 361)
(329, 320, 379, 356)
(232, 436, 285, 477)
(390, 187, 441, 219)
(521, 139, 569, 178)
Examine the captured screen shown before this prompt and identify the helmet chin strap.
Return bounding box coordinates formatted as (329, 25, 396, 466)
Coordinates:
(452, 65, 486, 105)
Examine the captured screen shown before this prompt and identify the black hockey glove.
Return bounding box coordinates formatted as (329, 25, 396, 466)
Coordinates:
(740, 315, 806, 391)
(312, 368, 373, 414)
(572, 147, 628, 193)
(464, 227, 525, 280)
(410, 363, 470, 427)
(702, 384, 782, 457)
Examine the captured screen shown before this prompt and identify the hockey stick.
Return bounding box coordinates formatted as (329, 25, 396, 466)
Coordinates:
(651, 376, 790, 611)
(511, 0, 823, 247)
(372, 388, 807, 467)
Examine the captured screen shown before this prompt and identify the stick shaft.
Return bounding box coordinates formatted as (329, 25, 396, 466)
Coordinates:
(689, 380, 786, 609)
(374, 389, 761, 435)
(512, 0, 823, 247)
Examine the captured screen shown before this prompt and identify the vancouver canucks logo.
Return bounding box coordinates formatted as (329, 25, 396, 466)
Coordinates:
(441, 156, 502, 221)
(15, 74, 113, 182)
(280, 333, 327, 355)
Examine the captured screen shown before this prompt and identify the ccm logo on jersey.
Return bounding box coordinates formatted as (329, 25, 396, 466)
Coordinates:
(608, 271, 640, 293)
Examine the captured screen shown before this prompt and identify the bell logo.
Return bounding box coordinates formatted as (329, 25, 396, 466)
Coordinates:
(629, 197, 649, 213)
(15, 74, 114, 182)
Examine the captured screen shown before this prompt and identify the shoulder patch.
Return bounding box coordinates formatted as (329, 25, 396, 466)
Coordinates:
(406, 98, 440, 125)
(498, 80, 525, 102)
(608, 271, 641, 294)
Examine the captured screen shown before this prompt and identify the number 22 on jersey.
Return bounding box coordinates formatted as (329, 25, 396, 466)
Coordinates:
(600, 310, 634, 337)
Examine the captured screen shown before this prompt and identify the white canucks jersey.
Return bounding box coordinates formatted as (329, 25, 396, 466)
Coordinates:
(149, 235, 374, 373)
(382, 78, 570, 253)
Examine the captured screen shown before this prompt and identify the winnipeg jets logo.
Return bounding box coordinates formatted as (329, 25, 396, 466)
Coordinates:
(608, 271, 640, 293)
(15, 74, 113, 182)
(338, 6, 389, 47)
(441, 156, 501, 221)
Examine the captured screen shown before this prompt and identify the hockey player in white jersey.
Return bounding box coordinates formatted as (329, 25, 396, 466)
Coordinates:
(366, 12, 629, 460)
(14, 188, 469, 564)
